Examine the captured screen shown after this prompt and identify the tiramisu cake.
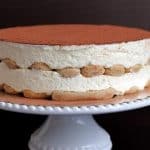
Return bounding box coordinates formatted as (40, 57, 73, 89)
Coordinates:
(0, 25, 150, 103)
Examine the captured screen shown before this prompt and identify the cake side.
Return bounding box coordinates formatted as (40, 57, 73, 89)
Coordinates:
(0, 39, 150, 100)
(0, 25, 150, 101)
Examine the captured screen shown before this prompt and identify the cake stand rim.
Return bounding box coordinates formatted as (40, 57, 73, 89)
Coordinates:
(0, 97, 150, 115)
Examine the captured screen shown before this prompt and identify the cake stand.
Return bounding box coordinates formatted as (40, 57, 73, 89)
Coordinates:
(0, 95, 150, 150)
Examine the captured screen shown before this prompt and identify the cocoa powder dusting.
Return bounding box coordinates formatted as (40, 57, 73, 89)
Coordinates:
(0, 25, 149, 45)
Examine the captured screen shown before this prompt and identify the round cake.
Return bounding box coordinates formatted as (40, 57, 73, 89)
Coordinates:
(0, 24, 150, 102)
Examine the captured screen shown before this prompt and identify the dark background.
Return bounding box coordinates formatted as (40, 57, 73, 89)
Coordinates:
(0, 0, 150, 149)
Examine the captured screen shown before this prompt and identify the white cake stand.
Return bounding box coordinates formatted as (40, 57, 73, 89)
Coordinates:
(0, 97, 150, 150)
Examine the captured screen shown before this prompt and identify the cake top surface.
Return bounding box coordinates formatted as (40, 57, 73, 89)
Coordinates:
(0, 24, 149, 45)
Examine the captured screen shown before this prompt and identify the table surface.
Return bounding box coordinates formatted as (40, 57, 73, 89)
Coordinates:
(0, 0, 150, 149)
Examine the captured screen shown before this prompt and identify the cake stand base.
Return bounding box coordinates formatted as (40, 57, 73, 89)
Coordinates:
(28, 115, 112, 150)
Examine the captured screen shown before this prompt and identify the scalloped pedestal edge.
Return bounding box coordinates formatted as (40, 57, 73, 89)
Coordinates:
(28, 115, 112, 150)
(0, 97, 150, 115)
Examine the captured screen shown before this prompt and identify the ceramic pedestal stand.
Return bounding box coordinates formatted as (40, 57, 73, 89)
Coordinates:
(0, 97, 150, 150)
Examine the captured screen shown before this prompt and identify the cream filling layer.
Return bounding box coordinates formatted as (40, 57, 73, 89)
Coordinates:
(0, 63, 149, 94)
(0, 39, 150, 69)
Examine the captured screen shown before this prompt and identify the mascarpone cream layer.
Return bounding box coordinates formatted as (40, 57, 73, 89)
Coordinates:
(0, 63, 149, 94)
(0, 39, 150, 69)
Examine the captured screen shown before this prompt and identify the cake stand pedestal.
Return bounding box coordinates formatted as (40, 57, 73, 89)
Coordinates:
(29, 115, 111, 150)
(0, 97, 150, 150)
